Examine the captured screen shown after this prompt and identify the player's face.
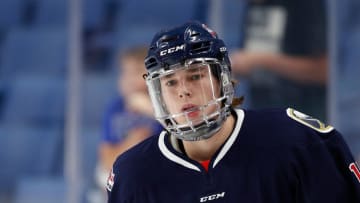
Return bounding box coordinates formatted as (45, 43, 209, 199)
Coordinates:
(160, 64, 221, 125)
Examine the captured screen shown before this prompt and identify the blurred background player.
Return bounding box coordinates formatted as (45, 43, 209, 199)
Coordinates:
(92, 46, 162, 202)
(230, 0, 328, 121)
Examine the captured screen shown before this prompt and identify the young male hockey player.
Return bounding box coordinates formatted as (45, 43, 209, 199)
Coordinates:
(107, 21, 360, 203)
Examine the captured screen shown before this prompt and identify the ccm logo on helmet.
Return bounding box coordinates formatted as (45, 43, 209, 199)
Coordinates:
(160, 44, 185, 56)
(199, 192, 225, 202)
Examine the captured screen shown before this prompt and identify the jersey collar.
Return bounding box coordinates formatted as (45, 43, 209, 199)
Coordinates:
(158, 109, 245, 172)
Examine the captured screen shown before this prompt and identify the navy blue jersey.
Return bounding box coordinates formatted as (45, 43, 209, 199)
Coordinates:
(107, 108, 360, 203)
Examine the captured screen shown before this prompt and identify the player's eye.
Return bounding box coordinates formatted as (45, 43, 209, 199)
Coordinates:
(165, 79, 177, 87)
(189, 74, 203, 81)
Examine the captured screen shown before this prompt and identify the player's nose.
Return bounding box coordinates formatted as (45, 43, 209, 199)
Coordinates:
(178, 82, 192, 99)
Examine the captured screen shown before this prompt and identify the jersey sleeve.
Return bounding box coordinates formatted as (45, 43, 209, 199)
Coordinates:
(293, 129, 360, 202)
(106, 152, 147, 203)
(106, 157, 133, 203)
(285, 108, 360, 201)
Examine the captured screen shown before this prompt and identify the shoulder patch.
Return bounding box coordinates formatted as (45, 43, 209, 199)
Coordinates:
(349, 162, 360, 183)
(286, 108, 334, 133)
(106, 169, 115, 192)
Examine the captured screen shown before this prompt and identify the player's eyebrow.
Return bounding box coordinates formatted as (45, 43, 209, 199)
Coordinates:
(186, 66, 207, 73)
(162, 73, 175, 79)
(186, 68, 199, 73)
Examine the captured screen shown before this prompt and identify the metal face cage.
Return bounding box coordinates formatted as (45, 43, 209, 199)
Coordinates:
(145, 58, 234, 141)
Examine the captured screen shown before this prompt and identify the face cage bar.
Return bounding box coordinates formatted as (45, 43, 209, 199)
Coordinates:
(161, 97, 229, 137)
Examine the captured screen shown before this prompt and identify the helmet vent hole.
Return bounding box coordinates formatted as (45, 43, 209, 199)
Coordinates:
(190, 41, 211, 54)
(145, 57, 158, 69)
(159, 35, 179, 43)
(190, 32, 200, 37)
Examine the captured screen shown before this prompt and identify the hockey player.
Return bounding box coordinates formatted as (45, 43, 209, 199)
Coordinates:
(107, 21, 360, 203)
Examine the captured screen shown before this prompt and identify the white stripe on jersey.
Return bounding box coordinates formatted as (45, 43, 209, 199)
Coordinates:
(213, 109, 244, 167)
(158, 131, 201, 171)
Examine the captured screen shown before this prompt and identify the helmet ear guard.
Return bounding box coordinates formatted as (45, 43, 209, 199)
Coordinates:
(144, 21, 235, 141)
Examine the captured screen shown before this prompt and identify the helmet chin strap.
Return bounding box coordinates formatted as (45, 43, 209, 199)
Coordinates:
(169, 131, 188, 156)
(177, 138, 188, 156)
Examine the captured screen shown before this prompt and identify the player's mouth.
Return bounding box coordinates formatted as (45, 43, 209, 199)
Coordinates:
(181, 104, 200, 118)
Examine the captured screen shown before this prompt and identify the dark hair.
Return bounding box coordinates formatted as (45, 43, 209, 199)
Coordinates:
(231, 80, 244, 107)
